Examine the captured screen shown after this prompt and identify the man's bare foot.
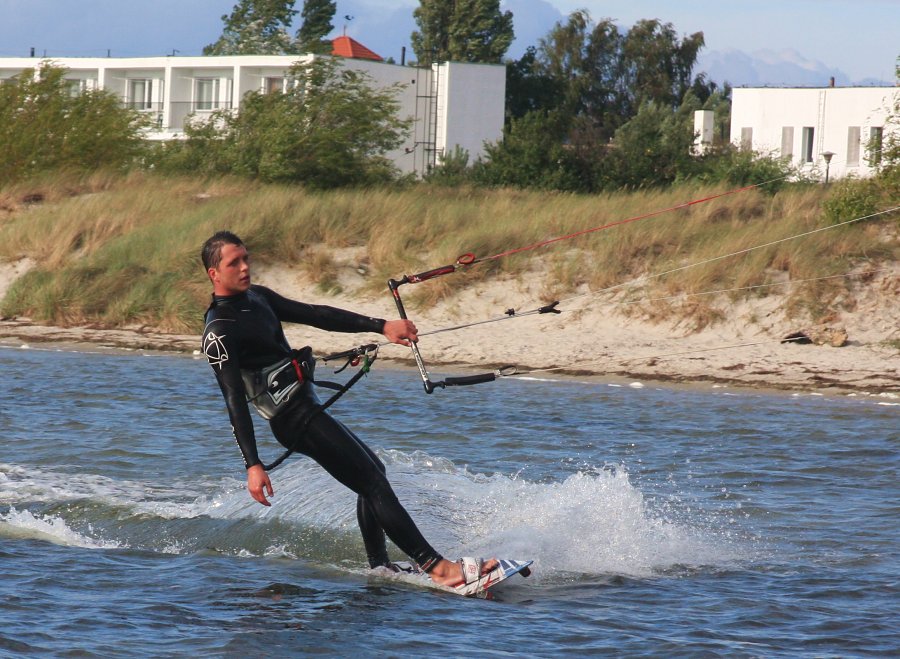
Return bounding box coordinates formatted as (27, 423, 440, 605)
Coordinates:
(427, 558, 499, 587)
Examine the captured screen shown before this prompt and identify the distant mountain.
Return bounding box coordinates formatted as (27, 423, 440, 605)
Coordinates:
(697, 48, 891, 88)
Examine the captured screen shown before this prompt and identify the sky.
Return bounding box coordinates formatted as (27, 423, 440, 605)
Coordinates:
(0, 0, 897, 85)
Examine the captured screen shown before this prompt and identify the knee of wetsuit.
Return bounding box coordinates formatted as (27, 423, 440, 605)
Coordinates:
(366, 474, 396, 503)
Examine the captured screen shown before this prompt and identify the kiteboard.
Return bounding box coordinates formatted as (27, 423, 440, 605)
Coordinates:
(374, 557, 533, 598)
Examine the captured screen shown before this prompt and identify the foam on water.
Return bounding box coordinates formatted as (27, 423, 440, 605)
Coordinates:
(513, 376, 561, 383)
(0, 507, 121, 549)
(177, 450, 745, 578)
(0, 462, 208, 517)
(1, 449, 744, 579)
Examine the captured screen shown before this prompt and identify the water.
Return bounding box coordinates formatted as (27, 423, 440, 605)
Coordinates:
(1, 344, 897, 657)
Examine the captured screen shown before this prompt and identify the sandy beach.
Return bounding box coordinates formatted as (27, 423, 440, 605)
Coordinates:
(1, 254, 898, 397)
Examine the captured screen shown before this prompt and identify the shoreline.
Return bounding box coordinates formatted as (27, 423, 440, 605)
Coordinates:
(2, 316, 897, 399)
(2, 255, 898, 399)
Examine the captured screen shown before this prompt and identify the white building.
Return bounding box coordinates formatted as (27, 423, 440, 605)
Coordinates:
(728, 85, 898, 179)
(0, 49, 506, 177)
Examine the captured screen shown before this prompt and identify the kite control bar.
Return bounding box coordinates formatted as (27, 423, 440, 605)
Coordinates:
(387, 253, 476, 286)
(388, 266, 514, 394)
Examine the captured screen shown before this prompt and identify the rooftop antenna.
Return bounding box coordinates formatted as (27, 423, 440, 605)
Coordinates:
(343, 14, 354, 36)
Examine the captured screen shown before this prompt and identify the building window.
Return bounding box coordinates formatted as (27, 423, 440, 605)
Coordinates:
(780, 127, 794, 159)
(847, 126, 861, 167)
(196, 78, 219, 110)
(128, 79, 153, 110)
(65, 79, 87, 97)
(740, 127, 752, 151)
(868, 126, 883, 166)
(801, 127, 815, 163)
(264, 77, 284, 94)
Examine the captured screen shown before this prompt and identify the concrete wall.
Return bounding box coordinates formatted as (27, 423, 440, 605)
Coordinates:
(0, 54, 506, 177)
(439, 62, 507, 165)
(730, 86, 898, 179)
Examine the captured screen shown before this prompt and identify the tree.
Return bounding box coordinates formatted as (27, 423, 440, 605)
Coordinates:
(499, 10, 713, 191)
(296, 0, 336, 54)
(166, 58, 412, 188)
(535, 10, 623, 134)
(531, 12, 705, 137)
(602, 100, 698, 190)
(878, 59, 900, 175)
(505, 46, 566, 122)
(0, 64, 148, 181)
(411, 0, 514, 64)
(204, 0, 298, 55)
(618, 19, 705, 114)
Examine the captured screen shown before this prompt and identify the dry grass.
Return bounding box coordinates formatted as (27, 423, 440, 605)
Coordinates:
(0, 173, 896, 332)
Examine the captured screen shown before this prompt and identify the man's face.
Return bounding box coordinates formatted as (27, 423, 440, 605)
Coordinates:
(208, 243, 251, 295)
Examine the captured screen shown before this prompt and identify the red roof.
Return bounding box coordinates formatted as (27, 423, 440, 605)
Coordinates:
(331, 36, 383, 62)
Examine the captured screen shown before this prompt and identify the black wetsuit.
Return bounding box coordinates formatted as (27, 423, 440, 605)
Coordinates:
(202, 285, 442, 569)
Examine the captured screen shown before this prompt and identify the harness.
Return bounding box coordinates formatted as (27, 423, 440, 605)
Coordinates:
(262, 344, 378, 471)
(241, 346, 315, 420)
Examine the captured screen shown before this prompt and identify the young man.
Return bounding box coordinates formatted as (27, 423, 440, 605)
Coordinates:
(200, 231, 494, 590)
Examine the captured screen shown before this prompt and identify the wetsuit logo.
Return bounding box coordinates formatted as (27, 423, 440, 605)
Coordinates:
(204, 331, 229, 370)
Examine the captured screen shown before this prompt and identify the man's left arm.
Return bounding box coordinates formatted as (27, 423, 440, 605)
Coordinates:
(259, 285, 417, 344)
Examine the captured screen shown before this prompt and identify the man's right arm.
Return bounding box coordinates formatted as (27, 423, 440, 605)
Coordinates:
(201, 320, 261, 470)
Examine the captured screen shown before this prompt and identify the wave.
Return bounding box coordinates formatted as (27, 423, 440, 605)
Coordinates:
(0, 507, 120, 549)
(0, 451, 747, 579)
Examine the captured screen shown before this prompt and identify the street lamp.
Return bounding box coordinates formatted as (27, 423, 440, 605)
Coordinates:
(822, 151, 835, 185)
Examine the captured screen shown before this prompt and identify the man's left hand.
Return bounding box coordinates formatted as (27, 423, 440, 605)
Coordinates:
(383, 319, 418, 346)
(246, 464, 274, 506)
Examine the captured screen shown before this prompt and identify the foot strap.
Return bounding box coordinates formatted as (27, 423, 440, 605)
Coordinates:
(458, 557, 484, 586)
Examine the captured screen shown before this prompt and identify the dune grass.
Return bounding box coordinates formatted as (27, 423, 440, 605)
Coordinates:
(0, 172, 895, 333)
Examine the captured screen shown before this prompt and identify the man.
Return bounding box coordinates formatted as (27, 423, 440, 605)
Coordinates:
(200, 231, 494, 591)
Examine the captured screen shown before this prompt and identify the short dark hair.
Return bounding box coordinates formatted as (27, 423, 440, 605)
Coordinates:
(201, 231, 244, 270)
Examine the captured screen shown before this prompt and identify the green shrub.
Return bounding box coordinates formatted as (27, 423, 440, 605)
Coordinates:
(823, 177, 879, 224)
(600, 102, 697, 190)
(695, 146, 797, 194)
(472, 110, 582, 191)
(425, 146, 472, 186)
(0, 64, 148, 181)
(149, 58, 411, 189)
